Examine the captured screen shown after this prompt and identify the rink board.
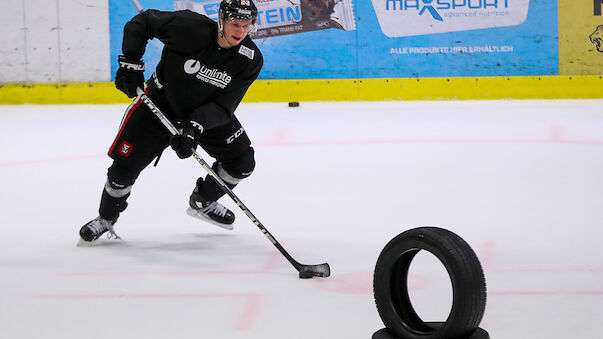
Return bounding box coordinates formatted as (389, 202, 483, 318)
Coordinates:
(1, 75, 602, 104)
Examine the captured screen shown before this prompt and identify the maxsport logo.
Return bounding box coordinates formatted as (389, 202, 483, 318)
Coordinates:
(384, 0, 509, 22)
(371, 0, 529, 37)
(183, 59, 232, 89)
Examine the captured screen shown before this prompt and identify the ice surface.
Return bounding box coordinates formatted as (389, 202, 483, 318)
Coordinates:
(1, 100, 602, 339)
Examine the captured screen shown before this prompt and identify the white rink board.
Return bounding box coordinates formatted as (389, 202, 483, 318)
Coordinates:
(1, 100, 603, 339)
(0, 0, 110, 83)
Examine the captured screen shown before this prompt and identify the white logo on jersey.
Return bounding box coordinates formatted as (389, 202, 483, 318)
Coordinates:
(184, 59, 201, 74)
(240, 0, 250, 6)
(238, 45, 254, 60)
(184, 59, 232, 89)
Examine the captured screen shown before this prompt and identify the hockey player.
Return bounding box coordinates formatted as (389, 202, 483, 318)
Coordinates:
(79, 0, 263, 242)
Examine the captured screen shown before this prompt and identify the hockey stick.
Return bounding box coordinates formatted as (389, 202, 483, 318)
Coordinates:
(135, 88, 330, 278)
(130, 0, 144, 13)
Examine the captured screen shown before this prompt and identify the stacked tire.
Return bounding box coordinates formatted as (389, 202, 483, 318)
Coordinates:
(373, 227, 489, 339)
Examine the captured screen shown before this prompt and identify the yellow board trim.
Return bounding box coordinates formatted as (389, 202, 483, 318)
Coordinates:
(1, 75, 602, 104)
(0, 82, 130, 105)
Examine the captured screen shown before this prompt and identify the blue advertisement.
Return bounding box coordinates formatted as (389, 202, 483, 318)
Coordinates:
(109, 0, 558, 80)
(360, 0, 559, 77)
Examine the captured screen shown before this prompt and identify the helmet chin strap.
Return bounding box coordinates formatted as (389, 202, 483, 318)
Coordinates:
(217, 18, 233, 48)
(218, 18, 225, 39)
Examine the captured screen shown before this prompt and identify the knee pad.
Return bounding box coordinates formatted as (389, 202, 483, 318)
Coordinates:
(105, 162, 139, 198)
(213, 148, 255, 185)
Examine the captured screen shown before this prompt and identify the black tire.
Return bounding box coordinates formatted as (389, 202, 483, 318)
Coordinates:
(373, 227, 487, 339)
(373, 325, 489, 339)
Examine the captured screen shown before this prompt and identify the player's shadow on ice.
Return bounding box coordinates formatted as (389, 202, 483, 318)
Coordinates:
(80, 232, 266, 258)
(131, 233, 233, 252)
(96, 233, 231, 251)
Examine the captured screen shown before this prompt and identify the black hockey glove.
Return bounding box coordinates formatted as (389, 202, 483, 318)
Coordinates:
(170, 121, 204, 159)
(115, 55, 145, 98)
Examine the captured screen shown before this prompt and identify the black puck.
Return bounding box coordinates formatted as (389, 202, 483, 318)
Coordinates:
(288, 101, 300, 107)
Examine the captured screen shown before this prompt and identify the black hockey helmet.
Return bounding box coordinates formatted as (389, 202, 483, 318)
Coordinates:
(219, 0, 258, 25)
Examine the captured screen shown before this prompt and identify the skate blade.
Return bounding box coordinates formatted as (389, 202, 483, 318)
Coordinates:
(76, 235, 123, 247)
(186, 208, 234, 231)
(76, 238, 94, 247)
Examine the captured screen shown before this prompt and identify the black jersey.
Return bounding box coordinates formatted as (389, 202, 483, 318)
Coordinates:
(122, 9, 263, 130)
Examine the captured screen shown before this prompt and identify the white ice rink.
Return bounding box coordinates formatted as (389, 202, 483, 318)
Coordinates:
(1, 99, 602, 339)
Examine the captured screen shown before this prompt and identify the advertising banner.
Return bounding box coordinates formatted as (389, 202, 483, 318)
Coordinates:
(371, 0, 529, 38)
(558, 0, 603, 75)
(109, 0, 560, 80)
(359, 0, 558, 77)
(109, 0, 358, 79)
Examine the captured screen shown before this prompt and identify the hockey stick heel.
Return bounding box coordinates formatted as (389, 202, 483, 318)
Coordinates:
(298, 263, 331, 279)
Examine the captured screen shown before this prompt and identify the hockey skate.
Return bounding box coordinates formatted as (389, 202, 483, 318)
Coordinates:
(186, 191, 235, 230)
(78, 216, 121, 244)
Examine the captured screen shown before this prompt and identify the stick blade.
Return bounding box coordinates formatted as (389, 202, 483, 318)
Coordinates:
(298, 263, 330, 279)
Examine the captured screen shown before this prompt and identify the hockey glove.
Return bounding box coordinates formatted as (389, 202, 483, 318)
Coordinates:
(115, 55, 145, 98)
(170, 121, 204, 159)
